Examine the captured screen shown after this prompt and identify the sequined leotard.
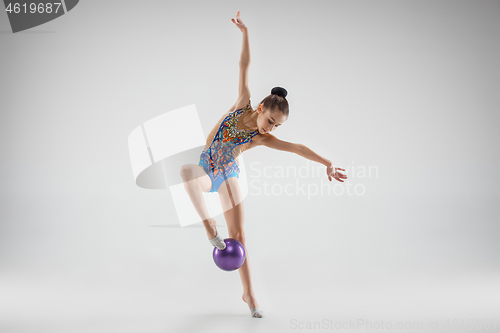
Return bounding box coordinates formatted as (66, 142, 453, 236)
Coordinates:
(198, 100, 259, 193)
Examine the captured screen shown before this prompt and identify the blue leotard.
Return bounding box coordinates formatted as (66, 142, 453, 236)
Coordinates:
(198, 101, 259, 193)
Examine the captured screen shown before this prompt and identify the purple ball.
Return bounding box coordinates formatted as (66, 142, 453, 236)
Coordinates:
(213, 238, 246, 271)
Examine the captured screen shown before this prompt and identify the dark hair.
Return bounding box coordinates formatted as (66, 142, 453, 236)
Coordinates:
(259, 87, 289, 117)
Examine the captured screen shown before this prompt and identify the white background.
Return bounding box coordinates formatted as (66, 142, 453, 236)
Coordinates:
(1, 0, 499, 332)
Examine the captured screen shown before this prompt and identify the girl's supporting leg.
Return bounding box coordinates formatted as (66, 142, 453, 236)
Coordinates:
(218, 177, 260, 310)
(180, 164, 218, 239)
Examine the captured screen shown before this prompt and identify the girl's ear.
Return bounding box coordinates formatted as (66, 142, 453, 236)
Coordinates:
(257, 104, 264, 113)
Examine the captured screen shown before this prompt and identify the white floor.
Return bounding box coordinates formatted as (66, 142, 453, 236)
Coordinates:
(2, 257, 499, 333)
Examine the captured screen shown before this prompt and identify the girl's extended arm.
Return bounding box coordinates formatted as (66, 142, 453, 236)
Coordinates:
(295, 144, 331, 167)
(237, 29, 250, 97)
(232, 11, 249, 64)
(231, 11, 251, 101)
(238, 25, 250, 65)
(262, 134, 347, 182)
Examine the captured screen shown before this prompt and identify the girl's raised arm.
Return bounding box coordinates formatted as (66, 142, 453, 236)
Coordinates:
(231, 10, 251, 109)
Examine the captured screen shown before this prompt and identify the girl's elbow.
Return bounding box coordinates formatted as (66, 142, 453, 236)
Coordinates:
(293, 144, 305, 155)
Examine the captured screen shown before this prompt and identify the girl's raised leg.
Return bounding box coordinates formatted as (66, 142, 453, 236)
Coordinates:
(179, 164, 220, 242)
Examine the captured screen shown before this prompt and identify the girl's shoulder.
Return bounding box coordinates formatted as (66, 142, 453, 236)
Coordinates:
(245, 132, 271, 150)
(229, 99, 252, 114)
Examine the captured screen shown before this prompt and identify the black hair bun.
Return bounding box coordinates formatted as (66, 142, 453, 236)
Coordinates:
(271, 87, 288, 98)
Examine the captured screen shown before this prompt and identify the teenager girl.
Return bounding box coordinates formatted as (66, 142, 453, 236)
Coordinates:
(180, 10, 347, 318)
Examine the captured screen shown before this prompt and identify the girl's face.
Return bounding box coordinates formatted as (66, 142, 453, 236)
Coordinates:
(256, 104, 287, 134)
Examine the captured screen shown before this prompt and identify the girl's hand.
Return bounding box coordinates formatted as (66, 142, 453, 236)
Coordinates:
(231, 10, 247, 32)
(327, 164, 347, 182)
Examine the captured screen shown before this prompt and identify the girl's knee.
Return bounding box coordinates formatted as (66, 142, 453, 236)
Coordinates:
(180, 164, 192, 180)
(180, 165, 199, 183)
(230, 231, 245, 244)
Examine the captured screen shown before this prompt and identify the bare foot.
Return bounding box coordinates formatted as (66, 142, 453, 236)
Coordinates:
(242, 292, 259, 309)
(204, 218, 218, 240)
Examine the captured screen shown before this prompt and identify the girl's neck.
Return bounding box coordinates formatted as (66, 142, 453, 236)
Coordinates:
(240, 109, 258, 130)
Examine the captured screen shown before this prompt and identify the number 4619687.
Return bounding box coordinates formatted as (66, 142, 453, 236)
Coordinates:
(5, 2, 63, 14)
